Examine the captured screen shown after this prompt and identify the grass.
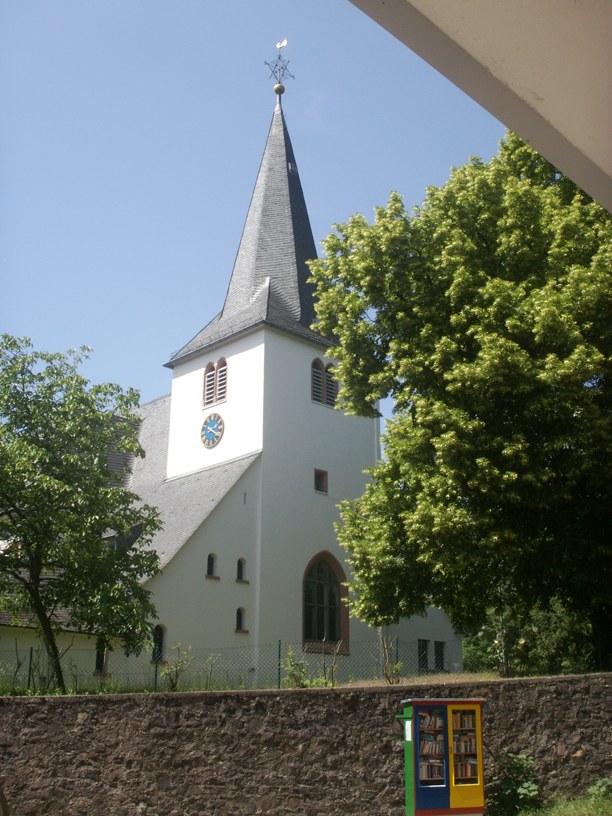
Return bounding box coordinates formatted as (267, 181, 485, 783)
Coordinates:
(519, 797, 611, 816)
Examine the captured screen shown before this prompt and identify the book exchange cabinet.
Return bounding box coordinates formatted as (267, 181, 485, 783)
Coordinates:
(397, 698, 485, 816)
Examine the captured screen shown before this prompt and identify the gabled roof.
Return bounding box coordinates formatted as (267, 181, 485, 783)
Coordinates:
(167, 95, 326, 366)
(130, 395, 259, 570)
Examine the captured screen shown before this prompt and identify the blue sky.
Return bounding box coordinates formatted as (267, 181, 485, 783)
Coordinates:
(1, 1, 505, 406)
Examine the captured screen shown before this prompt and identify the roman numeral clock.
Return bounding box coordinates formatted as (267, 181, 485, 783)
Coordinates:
(201, 413, 225, 448)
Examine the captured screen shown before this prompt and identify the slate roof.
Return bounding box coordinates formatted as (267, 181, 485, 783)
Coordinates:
(167, 95, 328, 366)
(130, 395, 259, 570)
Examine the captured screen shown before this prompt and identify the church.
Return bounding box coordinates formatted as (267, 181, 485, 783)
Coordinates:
(2, 77, 461, 690)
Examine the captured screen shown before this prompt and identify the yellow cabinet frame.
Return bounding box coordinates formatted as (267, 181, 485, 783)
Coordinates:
(449, 703, 485, 810)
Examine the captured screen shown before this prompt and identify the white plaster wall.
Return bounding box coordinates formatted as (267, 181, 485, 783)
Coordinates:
(388, 607, 463, 672)
(0, 626, 93, 656)
(145, 459, 261, 652)
(166, 332, 266, 479)
(0, 626, 101, 690)
(255, 329, 379, 646)
(252, 328, 460, 665)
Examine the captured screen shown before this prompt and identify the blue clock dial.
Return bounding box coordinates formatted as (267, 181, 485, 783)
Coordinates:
(201, 413, 225, 448)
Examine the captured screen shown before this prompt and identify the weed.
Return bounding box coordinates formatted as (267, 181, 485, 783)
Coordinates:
(486, 750, 541, 815)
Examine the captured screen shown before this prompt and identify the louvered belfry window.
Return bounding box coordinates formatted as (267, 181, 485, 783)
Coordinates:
(325, 365, 337, 407)
(216, 359, 227, 401)
(311, 359, 337, 407)
(203, 358, 228, 406)
(204, 364, 216, 405)
(311, 359, 324, 402)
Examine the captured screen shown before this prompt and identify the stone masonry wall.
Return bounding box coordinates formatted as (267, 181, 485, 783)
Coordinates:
(0, 674, 610, 815)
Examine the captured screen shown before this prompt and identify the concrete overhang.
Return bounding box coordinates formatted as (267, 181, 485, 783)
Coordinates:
(350, 0, 612, 213)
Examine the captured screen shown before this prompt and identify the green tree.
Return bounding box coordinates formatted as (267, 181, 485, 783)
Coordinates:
(463, 598, 595, 677)
(309, 133, 612, 669)
(0, 335, 161, 692)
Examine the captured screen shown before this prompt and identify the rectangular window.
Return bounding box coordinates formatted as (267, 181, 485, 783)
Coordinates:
(434, 640, 445, 672)
(95, 644, 107, 674)
(314, 469, 328, 494)
(418, 638, 429, 672)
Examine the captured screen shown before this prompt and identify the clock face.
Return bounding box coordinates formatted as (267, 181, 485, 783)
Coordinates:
(201, 413, 225, 448)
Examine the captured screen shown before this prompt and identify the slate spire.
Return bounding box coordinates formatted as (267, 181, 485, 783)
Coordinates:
(167, 86, 322, 367)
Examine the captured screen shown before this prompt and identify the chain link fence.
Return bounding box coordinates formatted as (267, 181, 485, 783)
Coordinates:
(0, 636, 464, 695)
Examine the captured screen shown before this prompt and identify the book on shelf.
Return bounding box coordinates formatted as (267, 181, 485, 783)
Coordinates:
(419, 758, 445, 781)
(452, 711, 476, 730)
(454, 758, 479, 781)
(454, 733, 477, 754)
(419, 710, 444, 730)
(420, 733, 445, 755)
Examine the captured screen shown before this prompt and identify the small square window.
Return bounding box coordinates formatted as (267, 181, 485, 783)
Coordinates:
(314, 469, 328, 494)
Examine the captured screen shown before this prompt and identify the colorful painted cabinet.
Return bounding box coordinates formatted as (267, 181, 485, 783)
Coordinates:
(397, 698, 485, 816)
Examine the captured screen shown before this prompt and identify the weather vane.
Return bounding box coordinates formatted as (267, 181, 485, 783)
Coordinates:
(265, 39, 294, 96)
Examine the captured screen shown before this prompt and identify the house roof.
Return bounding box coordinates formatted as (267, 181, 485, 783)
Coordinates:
(166, 93, 327, 366)
(130, 395, 259, 571)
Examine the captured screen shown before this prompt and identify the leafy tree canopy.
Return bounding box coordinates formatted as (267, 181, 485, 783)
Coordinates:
(0, 336, 161, 691)
(462, 598, 595, 678)
(309, 133, 612, 668)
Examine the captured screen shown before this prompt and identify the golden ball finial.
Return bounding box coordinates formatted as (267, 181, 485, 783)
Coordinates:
(274, 83, 285, 96)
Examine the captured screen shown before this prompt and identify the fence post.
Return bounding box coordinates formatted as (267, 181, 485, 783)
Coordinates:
(27, 647, 33, 691)
(277, 640, 281, 689)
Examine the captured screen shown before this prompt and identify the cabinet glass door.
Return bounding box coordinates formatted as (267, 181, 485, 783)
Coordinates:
(451, 708, 479, 784)
(449, 704, 484, 810)
(417, 706, 446, 786)
(415, 706, 450, 811)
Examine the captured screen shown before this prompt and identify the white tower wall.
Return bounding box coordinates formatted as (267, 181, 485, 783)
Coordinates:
(166, 332, 265, 479)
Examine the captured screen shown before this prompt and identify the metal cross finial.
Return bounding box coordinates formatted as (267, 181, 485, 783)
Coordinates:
(265, 39, 294, 93)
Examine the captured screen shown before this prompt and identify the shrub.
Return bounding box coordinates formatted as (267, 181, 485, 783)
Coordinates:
(486, 750, 542, 815)
(586, 777, 612, 801)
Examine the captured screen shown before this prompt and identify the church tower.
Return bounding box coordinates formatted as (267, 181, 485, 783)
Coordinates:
(164, 81, 332, 479)
(131, 66, 460, 680)
(161, 78, 380, 658)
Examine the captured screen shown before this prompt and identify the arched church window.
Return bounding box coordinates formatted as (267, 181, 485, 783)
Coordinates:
(206, 553, 218, 579)
(235, 607, 247, 632)
(311, 359, 337, 406)
(303, 554, 349, 652)
(236, 558, 246, 581)
(203, 358, 228, 406)
(152, 625, 165, 663)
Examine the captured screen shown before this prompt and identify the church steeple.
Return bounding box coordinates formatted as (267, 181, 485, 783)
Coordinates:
(167, 82, 323, 368)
